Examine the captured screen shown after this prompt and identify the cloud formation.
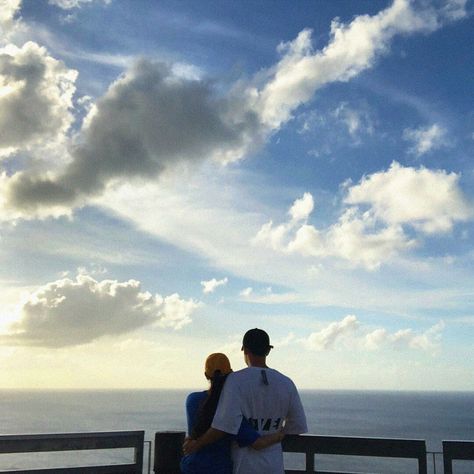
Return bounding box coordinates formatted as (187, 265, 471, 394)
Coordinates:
(1, 0, 467, 220)
(201, 277, 228, 294)
(48, 0, 111, 9)
(0, 0, 21, 40)
(253, 0, 455, 129)
(303, 315, 359, 351)
(403, 123, 449, 156)
(254, 162, 472, 269)
(302, 315, 444, 353)
(333, 102, 374, 142)
(363, 321, 445, 352)
(3, 59, 259, 217)
(346, 161, 472, 233)
(0, 41, 77, 157)
(1, 274, 200, 347)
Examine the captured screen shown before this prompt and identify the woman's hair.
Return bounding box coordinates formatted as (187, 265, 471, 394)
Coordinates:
(191, 369, 228, 438)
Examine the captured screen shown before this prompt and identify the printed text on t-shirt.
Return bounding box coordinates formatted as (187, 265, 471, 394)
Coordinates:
(246, 417, 282, 431)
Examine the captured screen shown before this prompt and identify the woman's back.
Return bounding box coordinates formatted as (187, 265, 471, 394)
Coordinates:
(180, 390, 233, 473)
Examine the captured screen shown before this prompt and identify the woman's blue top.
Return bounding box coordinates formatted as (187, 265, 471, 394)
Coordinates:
(180, 390, 259, 474)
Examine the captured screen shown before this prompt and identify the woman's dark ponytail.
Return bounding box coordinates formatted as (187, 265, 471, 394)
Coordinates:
(191, 370, 228, 439)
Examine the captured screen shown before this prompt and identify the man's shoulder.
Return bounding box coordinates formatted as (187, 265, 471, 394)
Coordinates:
(225, 367, 251, 384)
(267, 368, 297, 387)
(230, 367, 296, 386)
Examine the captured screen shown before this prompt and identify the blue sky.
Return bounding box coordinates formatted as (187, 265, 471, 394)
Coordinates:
(0, 0, 473, 390)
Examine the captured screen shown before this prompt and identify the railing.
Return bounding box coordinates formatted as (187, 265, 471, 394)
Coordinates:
(0, 431, 144, 474)
(1, 432, 474, 473)
(283, 434, 428, 473)
(443, 440, 474, 474)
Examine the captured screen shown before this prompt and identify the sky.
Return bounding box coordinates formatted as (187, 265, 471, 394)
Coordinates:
(0, 0, 473, 391)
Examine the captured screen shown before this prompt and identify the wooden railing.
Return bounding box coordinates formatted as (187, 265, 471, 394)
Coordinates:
(442, 440, 474, 474)
(0, 431, 144, 474)
(283, 434, 428, 474)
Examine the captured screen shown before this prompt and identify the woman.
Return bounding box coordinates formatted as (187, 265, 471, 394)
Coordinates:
(180, 353, 283, 474)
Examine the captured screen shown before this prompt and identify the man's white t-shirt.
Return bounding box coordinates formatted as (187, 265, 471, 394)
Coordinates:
(212, 366, 307, 474)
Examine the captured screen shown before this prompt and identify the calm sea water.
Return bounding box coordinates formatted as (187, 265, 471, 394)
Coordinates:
(0, 389, 473, 473)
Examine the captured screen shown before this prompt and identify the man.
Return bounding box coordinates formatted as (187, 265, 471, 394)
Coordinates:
(184, 328, 307, 473)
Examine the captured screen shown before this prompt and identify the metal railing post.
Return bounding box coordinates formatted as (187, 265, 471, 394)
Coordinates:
(153, 431, 185, 474)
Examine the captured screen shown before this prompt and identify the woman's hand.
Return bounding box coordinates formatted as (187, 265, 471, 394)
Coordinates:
(182, 437, 199, 455)
(251, 429, 285, 450)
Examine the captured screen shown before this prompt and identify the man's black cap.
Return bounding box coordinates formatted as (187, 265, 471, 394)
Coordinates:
(242, 328, 273, 356)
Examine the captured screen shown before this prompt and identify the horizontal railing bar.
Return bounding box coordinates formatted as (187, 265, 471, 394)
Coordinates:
(285, 471, 378, 474)
(0, 464, 140, 474)
(442, 440, 474, 459)
(0, 431, 144, 474)
(283, 434, 426, 457)
(0, 431, 144, 454)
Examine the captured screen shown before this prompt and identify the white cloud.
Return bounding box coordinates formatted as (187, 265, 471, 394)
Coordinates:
(364, 320, 445, 353)
(403, 124, 449, 156)
(364, 328, 388, 351)
(254, 162, 472, 268)
(254, 192, 415, 270)
(323, 209, 415, 269)
(201, 277, 228, 294)
(48, 0, 111, 9)
(332, 102, 374, 141)
(0, 274, 200, 347)
(303, 315, 359, 351)
(346, 161, 473, 233)
(0, 42, 77, 158)
(301, 315, 444, 353)
(240, 290, 299, 305)
(0, 0, 22, 40)
(442, 0, 469, 20)
(289, 192, 314, 222)
(239, 287, 253, 298)
(253, 0, 445, 129)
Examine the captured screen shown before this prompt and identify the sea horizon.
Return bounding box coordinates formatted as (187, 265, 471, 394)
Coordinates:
(2, 387, 474, 393)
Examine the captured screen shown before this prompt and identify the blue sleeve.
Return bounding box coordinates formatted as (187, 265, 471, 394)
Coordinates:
(185, 391, 207, 435)
(235, 417, 260, 447)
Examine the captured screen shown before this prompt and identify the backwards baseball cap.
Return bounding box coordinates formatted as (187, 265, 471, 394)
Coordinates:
(242, 328, 273, 356)
(205, 353, 232, 379)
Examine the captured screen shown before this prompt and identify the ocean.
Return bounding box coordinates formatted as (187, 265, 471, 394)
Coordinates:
(0, 389, 473, 473)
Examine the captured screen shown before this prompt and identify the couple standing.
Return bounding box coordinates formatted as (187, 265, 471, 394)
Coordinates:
(181, 328, 307, 473)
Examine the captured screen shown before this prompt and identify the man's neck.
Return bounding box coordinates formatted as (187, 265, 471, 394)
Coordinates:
(247, 355, 268, 368)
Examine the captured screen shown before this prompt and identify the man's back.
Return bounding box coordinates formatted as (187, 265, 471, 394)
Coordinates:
(212, 366, 307, 473)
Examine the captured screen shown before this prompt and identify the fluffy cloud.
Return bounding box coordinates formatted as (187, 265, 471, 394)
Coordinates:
(0, 42, 77, 157)
(1, 0, 466, 220)
(303, 315, 359, 350)
(403, 124, 449, 156)
(253, 0, 449, 129)
(201, 277, 228, 294)
(363, 321, 445, 352)
(346, 161, 473, 233)
(0, 0, 21, 40)
(289, 192, 314, 221)
(255, 162, 472, 269)
(256, 206, 412, 270)
(0, 274, 200, 347)
(302, 315, 444, 353)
